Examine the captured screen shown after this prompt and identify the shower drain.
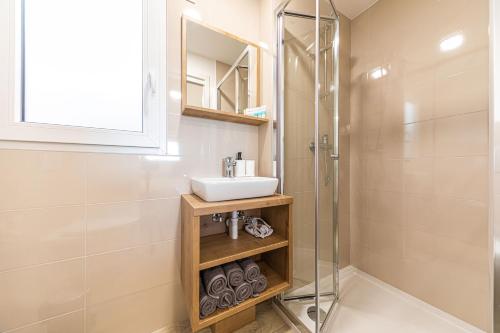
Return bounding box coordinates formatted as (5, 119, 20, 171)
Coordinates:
(306, 306, 327, 323)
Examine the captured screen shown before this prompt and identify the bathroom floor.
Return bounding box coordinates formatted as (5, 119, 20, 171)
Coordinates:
(172, 301, 292, 333)
(174, 268, 482, 333)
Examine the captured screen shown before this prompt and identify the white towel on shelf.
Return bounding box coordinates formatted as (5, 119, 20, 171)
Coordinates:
(244, 106, 267, 118)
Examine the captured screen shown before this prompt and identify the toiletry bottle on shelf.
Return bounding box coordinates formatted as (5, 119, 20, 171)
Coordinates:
(228, 211, 239, 239)
(234, 152, 245, 177)
(245, 159, 255, 177)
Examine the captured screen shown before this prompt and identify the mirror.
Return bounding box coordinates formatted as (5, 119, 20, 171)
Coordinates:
(182, 18, 263, 120)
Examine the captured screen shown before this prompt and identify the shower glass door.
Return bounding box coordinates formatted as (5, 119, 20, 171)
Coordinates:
(275, 1, 339, 332)
(317, 3, 339, 327)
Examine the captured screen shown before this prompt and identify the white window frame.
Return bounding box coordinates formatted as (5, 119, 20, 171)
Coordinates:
(0, 0, 167, 154)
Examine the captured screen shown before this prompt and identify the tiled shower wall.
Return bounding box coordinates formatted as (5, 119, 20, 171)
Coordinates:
(349, 0, 490, 330)
(0, 0, 266, 332)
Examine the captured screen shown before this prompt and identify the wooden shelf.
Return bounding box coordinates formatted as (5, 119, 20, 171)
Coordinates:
(200, 232, 289, 270)
(198, 261, 289, 328)
(182, 194, 293, 216)
(183, 106, 269, 126)
(181, 194, 293, 332)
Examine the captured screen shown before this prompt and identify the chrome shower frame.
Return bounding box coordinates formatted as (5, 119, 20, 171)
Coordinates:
(274, 1, 341, 332)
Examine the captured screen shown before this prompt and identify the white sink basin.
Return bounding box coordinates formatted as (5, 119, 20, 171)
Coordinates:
(191, 177, 279, 202)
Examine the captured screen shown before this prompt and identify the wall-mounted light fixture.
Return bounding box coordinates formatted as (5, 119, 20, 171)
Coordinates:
(183, 8, 202, 20)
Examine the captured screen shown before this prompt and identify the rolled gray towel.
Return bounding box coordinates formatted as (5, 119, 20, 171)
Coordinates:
(238, 258, 260, 282)
(234, 281, 253, 303)
(202, 266, 227, 296)
(217, 287, 236, 309)
(199, 280, 218, 318)
(251, 274, 268, 296)
(222, 262, 245, 287)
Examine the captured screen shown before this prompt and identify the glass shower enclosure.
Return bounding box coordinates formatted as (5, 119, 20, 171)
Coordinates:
(274, 1, 340, 332)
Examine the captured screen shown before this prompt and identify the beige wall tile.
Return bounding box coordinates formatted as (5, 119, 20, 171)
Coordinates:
(434, 156, 488, 202)
(86, 154, 147, 203)
(363, 190, 404, 226)
(86, 154, 190, 204)
(402, 70, 435, 124)
(403, 158, 433, 195)
(363, 157, 403, 192)
(435, 51, 489, 118)
(379, 124, 406, 159)
(350, 0, 490, 329)
(435, 111, 488, 157)
(86, 154, 213, 203)
(432, 196, 488, 248)
(0, 259, 84, 331)
(0, 151, 85, 211)
(405, 194, 488, 248)
(403, 121, 434, 159)
(350, 216, 370, 249)
(422, 260, 490, 330)
(369, 221, 404, 259)
(8, 311, 84, 333)
(86, 198, 179, 255)
(404, 194, 435, 233)
(0, 206, 84, 272)
(404, 229, 438, 262)
(366, 253, 405, 290)
(434, 235, 489, 274)
(86, 241, 178, 306)
(86, 283, 186, 333)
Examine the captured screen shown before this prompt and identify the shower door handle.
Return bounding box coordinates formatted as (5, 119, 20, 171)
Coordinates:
(331, 154, 339, 160)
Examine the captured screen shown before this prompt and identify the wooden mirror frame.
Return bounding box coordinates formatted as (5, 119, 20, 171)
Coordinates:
(181, 16, 268, 126)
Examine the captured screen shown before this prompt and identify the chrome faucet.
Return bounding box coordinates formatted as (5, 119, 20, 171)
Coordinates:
(223, 157, 236, 178)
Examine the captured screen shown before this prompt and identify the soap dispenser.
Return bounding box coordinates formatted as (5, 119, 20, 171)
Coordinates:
(234, 152, 245, 177)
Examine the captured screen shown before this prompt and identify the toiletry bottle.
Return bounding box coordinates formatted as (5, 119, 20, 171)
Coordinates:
(245, 159, 255, 177)
(234, 152, 245, 177)
(229, 211, 239, 239)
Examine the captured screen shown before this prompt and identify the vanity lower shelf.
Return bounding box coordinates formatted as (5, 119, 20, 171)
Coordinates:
(198, 261, 289, 327)
(200, 232, 288, 270)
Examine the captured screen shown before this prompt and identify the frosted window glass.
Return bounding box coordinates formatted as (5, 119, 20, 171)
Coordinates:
(23, 0, 143, 132)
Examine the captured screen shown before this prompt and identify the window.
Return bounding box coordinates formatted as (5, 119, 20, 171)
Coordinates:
(0, 0, 166, 153)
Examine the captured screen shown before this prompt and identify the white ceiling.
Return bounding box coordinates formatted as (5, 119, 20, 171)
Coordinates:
(334, 0, 379, 19)
(187, 21, 247, 65)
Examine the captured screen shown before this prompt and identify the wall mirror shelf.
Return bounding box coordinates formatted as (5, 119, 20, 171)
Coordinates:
(181, 17, 268, 126)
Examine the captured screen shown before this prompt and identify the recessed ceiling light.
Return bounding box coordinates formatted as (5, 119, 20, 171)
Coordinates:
(440, 33, 464, 52)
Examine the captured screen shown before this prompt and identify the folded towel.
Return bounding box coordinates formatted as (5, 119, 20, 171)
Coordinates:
(234, 281, 253, 303)
(238, 258, 260, 282)
(251, 274, 268, 296)
(244, 106, 267, 118)
(202, 266, 227, 296)
(216, 287, 236, 309)
(222, 262, 245, 287)
(199, 280, 218, 318)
